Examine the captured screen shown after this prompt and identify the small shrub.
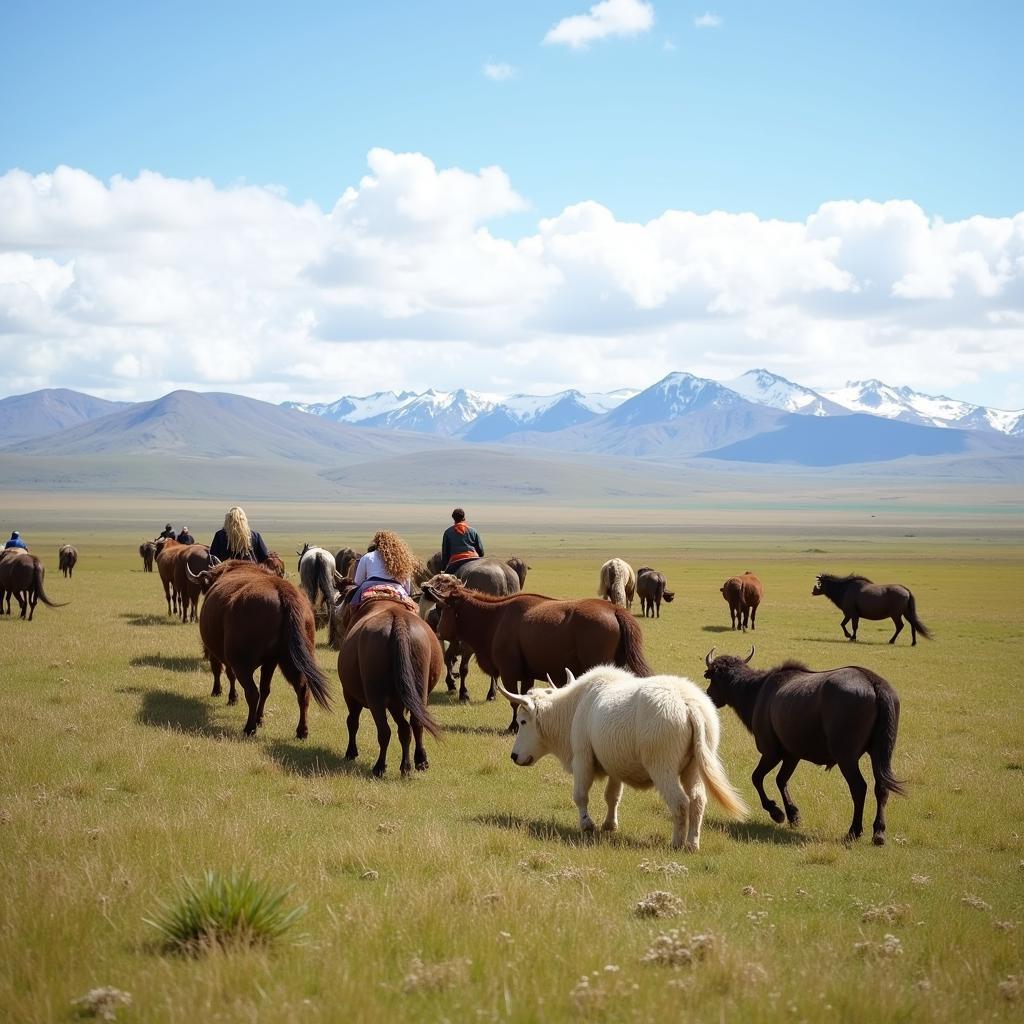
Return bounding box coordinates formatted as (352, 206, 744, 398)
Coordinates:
(635, 891, 684, 918)
(145, 869, 305, 954)
(72, 987, 132, 1021)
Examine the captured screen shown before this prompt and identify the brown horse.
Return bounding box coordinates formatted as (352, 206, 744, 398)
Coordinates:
(703, 647, 904, 845)
(421, 576, 653, 731)
(0, 550, 65, 620)
(721, 572, 763, 631)
(264, 551, 286, 577)
(337, 597, 443, 777)
(155, 537, 183, 615)
(58, 544, 78, 578)
(194, 561, 332, 737)
(173, 544, 217, 623)
(139, 541, 156, 572)
(812, 574, 930, 645)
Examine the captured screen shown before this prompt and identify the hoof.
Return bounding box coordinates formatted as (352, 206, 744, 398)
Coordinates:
(227, 695, 238, 706)
(768, 805, 786, 824)
(787, 814, 801, 827)
(445, 683, 456, 693)
(601, 822, 618, 832)
(243, 727, 257, 737)
(415, 759, 429, 771)
(872, 833, 885, 846)
(372, 765, 386, 779)
(581, 820, 597, 834)
(486, 693, 495, 702)
(843, 830, 862, 844)
(295, 727, 308, 740)
(344, 750, 358, 760)
(459, 694, 470, 704)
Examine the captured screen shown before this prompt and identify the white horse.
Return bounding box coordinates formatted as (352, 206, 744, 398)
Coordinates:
(296, 543, 337, 627)
(598, 557, 636, 610)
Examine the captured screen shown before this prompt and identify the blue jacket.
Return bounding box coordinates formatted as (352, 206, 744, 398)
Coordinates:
(210, 528, 269, 563)
(4, 537, 27, 550)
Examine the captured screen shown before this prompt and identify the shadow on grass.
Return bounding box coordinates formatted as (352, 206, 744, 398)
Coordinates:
(797, 636, 878, 646)
(137, 688, 236, 739)
(711, 819, 809, 846)
(470, 812, 653, 849)
(442, 722, 508, 737)
(702, 625, 738, 633)
(120, 612, 180, 628)
(130, 654, 205, 673)
(265, 740, 376, 779)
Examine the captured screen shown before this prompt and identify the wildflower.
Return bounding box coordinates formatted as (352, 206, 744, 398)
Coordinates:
(634, 891, 684, 918)
(742, 885, 758, 897)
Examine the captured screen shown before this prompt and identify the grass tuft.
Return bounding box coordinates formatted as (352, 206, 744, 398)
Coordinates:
(144, 868, 305, 954)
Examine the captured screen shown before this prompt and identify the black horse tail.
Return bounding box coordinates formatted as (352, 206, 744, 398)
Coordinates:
(34, 562, 66, 608)
(281, 588, 333, 712)
(870, 682, 906, 797)
(390, 614, 441, 738)
(613, 607, 653, 677)
(906, 591, 931, 640)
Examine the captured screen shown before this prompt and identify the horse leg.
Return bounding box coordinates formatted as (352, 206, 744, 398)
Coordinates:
(502, 672, 524, 732)
(237, 668, 261, 735)
(443, 642, 456, 692)
(486, 674, 496, 701)
(389, 701, 413, 776)
(868, 750, 890, 846)
(210, 656, 224, 698)
(840, 615, 852, 639)
(344, 695, 362, 760)
(601, 777, 623, 832)
(226, 666, 238, 705)
(850, 615, 859, 641)
(776, 755, 801, 826)
(411, 715, 429, 771)
(293, 678, 310, 740)
(752, 752, 786, 823)
(750, 605, 757, 631)
(254, 661, 276, 729)
(889, 615, 904, 645)
(28, 589, 37, 621)
(458, 649, 470, 703)
(838, 758, 868, 842)
(369, 701, 391, 777)
(680, 759, 707, 851)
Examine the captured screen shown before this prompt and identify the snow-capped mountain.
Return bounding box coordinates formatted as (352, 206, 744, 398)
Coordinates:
(821, 380, 1024, 435)
(725, 369, 848, 417)
(604, 372, 744, 427)
(282, 390, 418, 422)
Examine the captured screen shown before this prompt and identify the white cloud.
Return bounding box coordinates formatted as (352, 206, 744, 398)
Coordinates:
(483, 62, 516, 81)
(694, 12, 722, 29)
(544, 0, 654, 50)
(1, 155, 1022, 406)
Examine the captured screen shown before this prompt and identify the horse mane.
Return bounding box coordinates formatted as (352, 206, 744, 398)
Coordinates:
(458, 589, 553, 605)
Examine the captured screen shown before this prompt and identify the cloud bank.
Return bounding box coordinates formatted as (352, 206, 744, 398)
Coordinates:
(1, 151, 1023, 407)
(544, 0, 655, 50)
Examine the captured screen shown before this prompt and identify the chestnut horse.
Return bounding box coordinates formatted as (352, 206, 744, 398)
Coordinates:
(155, 537, 182, 615)
(721, 572, 763, 632)
(337, 596, 443, 777)
(193, 561, 332, 738)
(421, 576, 653, 731)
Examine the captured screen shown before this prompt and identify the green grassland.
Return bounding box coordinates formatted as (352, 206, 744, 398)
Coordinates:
(1, 504, 1023, 1023)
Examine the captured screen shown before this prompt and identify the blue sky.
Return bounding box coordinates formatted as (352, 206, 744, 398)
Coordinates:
(1, 1, 1022, 409)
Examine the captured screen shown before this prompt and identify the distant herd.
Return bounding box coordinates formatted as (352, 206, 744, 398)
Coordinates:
(0, 533, 935, 851)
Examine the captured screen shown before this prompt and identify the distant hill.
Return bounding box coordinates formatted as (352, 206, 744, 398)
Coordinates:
(701, 413, 1022, 466)
(3, 390, 453, 464)
(0, 388, 132, 444)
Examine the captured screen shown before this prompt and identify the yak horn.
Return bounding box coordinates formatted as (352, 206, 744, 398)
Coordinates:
(564, 668, 576, 687)
(744, 645, 755, 664)
(705, 647, 716, 668)
(544, 673, 559, 691)
(495, 680, 528, 706)
(186, 564, 203, 583)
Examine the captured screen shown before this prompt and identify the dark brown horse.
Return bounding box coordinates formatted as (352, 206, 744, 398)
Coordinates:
(264, 551, 286, 577)
(703, 647, 904, 845)
(721, 571, 763, 631)
(155, 537, 183, 615)
(173, 544, 217, 623)
(139, 541, 156, 572)
(421, 576, 653, 731)
(812, 574, 930, 645)
(335, 547, 359, 579)
(337, 596, 443, 777)
(195, 561, 332, 737)
(636, 567, 675, 618)
(58, 544, 78, 578)
(0, 550, 65, 620)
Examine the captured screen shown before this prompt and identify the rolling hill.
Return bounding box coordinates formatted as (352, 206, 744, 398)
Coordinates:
(0, 388, 131, 444)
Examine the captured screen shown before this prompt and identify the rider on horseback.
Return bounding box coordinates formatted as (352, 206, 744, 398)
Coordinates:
(442, 508, 484, 576)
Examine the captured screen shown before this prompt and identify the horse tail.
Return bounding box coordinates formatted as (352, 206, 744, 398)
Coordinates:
(692, 705, 747, 819)
(390, 613, 441, 739)
(33, 562, 66, 608)
(905, 591, 931, 640)
(870, 682, 906, 797)
(280, 587, 332, 712)
(613, 607, 652, 677)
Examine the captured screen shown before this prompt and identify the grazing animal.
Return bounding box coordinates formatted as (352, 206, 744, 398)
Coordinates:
(499, 667, 746, 850)
(139, 541, 156, 572)
(421, 576, 653, 731)
(703, 647, 905, 845)
(58, 544, 78, 578)
(0, 550, 65, 620)
(812, 573, 931, 645)
(337, 597, 443, 777)
(335, 547, 359, 579)
(721, 572, 763, 632)
(420, 555, 527, 702)
(155, 537, 183, 615)
(636, 567, 675, 618)
(264, 551, 286, 577)
(297, 544, 337, 626)
(172, 544, 218, 623)
(598, 558, 636, 610)
(194, 561, 332, 737)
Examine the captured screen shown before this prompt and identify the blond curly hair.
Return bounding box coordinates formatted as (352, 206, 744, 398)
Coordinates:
(223, 506, 253, 558)
(372, 530, 418, 583)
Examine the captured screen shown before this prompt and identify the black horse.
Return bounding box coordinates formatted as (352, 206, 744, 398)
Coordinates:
(703, 647, 905, 845)
(812, 573, 931, 645)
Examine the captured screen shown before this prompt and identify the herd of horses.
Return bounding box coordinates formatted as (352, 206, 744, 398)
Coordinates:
(1, 532, 934, 848)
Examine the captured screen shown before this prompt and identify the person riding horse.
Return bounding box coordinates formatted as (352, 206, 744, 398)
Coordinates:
(209, 506, 270, 564)
(441, 508, 484, 577)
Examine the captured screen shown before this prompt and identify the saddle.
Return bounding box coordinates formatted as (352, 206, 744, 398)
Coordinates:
(358, 585, 418, 612)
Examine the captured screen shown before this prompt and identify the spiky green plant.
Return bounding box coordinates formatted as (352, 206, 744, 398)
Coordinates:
(145, 869, 306, 953)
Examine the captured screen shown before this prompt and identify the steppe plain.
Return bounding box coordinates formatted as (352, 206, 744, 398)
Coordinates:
(1, 491, 1022, 1023)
